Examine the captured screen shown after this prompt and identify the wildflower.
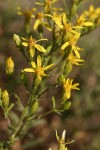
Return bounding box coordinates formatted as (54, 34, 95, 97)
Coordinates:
(51, 12, 63, 29)
(34, 12, 51, 31)
(55, 130, 75, 150)
(67, 53, 85, 65)
(17, 7, 36, 21)
(2, 90, 9, 108)
(84, 5, 100, 22)
(76, 14, 93, 27)
(6, 57, 14, 75)
(35, 0, 58, 14)
(24, 55, 54, 80)
(63, 78, 80, 99)
(61, 34, 82, 58)
(22, 36, 47, 57)
(51, 12, 83, 36)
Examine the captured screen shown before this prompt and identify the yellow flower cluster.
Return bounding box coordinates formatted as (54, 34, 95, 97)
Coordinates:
(15, 0, 100, 103)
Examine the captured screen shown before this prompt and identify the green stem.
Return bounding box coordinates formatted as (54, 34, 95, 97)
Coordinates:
(37, 109, 60, 119)
(62, 0, 69, 15)
(37, 83, 57, 98)
(10, 119, 23, 142)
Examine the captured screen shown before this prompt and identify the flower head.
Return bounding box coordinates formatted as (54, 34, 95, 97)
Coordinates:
(61, 33, 82, 58)
(84, 5, 100, 21)
(35, 0, 58, 14)
(76, 14, 93, 27)
(17, 7, 36, 21)
(22, 36, 47, 57)
(34, 12, 52, 31)
(67, 53, 85, 65)
(63, 78, 80, 99)
(24, 55, 54, 80)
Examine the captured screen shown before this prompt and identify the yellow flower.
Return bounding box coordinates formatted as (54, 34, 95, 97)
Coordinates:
(34, 12, 51, 31)
(6, 57, 14, 75)
(76, 14, 93, 27)
(61, 34, 82, 58)
(22, 36, 47, 57)
(63, 78, 80, 99)
(84, 5, 100, 21)
(51, 12, 83, 36)
(51, 12, 63, 29)
(24, 55, 54, 80)
(67, 53, 85, 65)
(17, 7, 36, 21)
(35, 0, 58, 14)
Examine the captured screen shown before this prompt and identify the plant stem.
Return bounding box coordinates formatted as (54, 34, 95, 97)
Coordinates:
(62, 0, 69, 15)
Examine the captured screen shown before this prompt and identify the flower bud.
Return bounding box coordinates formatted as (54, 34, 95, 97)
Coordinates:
(6, 57, 14, 75)
(31, 100, 38, 114)
(2, 90, 9, 108)
(13, 34, 21, 47)
(58, 74, 64, 84)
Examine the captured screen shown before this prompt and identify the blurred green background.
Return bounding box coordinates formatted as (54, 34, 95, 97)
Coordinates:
(0, 0, 100, 150)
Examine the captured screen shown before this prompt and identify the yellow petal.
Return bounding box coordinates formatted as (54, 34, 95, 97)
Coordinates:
(35, 2, 44, 5)
(62, 13, 67, 25)
(36, 38, 48, 42)
(29, 48, 35, 58)
(72, 46, 80, 59)
(24, 68, 35, 72)
(22, 42, 28, 47)
(89, 5, 94, 12)
(83, 22, 93, 26)
(34, 44, 46, 53)
(44, 64, 54, 70)
(55, 19, 63, 29)
(61, 42, 69, 50)
(37, 55, 42, 67)
(66, 89, 71, 99)
(17, 11, 23, 15)
(34, 19, 40, 30)
(21, 37, 27, 40)
(44, 22, 52, 31)
(31, 62, 36, 68)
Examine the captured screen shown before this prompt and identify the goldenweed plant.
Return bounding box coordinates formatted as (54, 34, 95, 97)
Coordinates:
(0, 0, 100, 149)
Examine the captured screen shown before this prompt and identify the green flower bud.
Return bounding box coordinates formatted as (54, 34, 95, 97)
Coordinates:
(6, 57, 14, 75)
(64, 62, 72, 76)
(71, 4, 77, 16)
(13, 34, 21, 47)
(63, 101, 71, 111)
(2, 90, 9, 108)
(31, 100, 38, 114)
(58, 74, 64, 84)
